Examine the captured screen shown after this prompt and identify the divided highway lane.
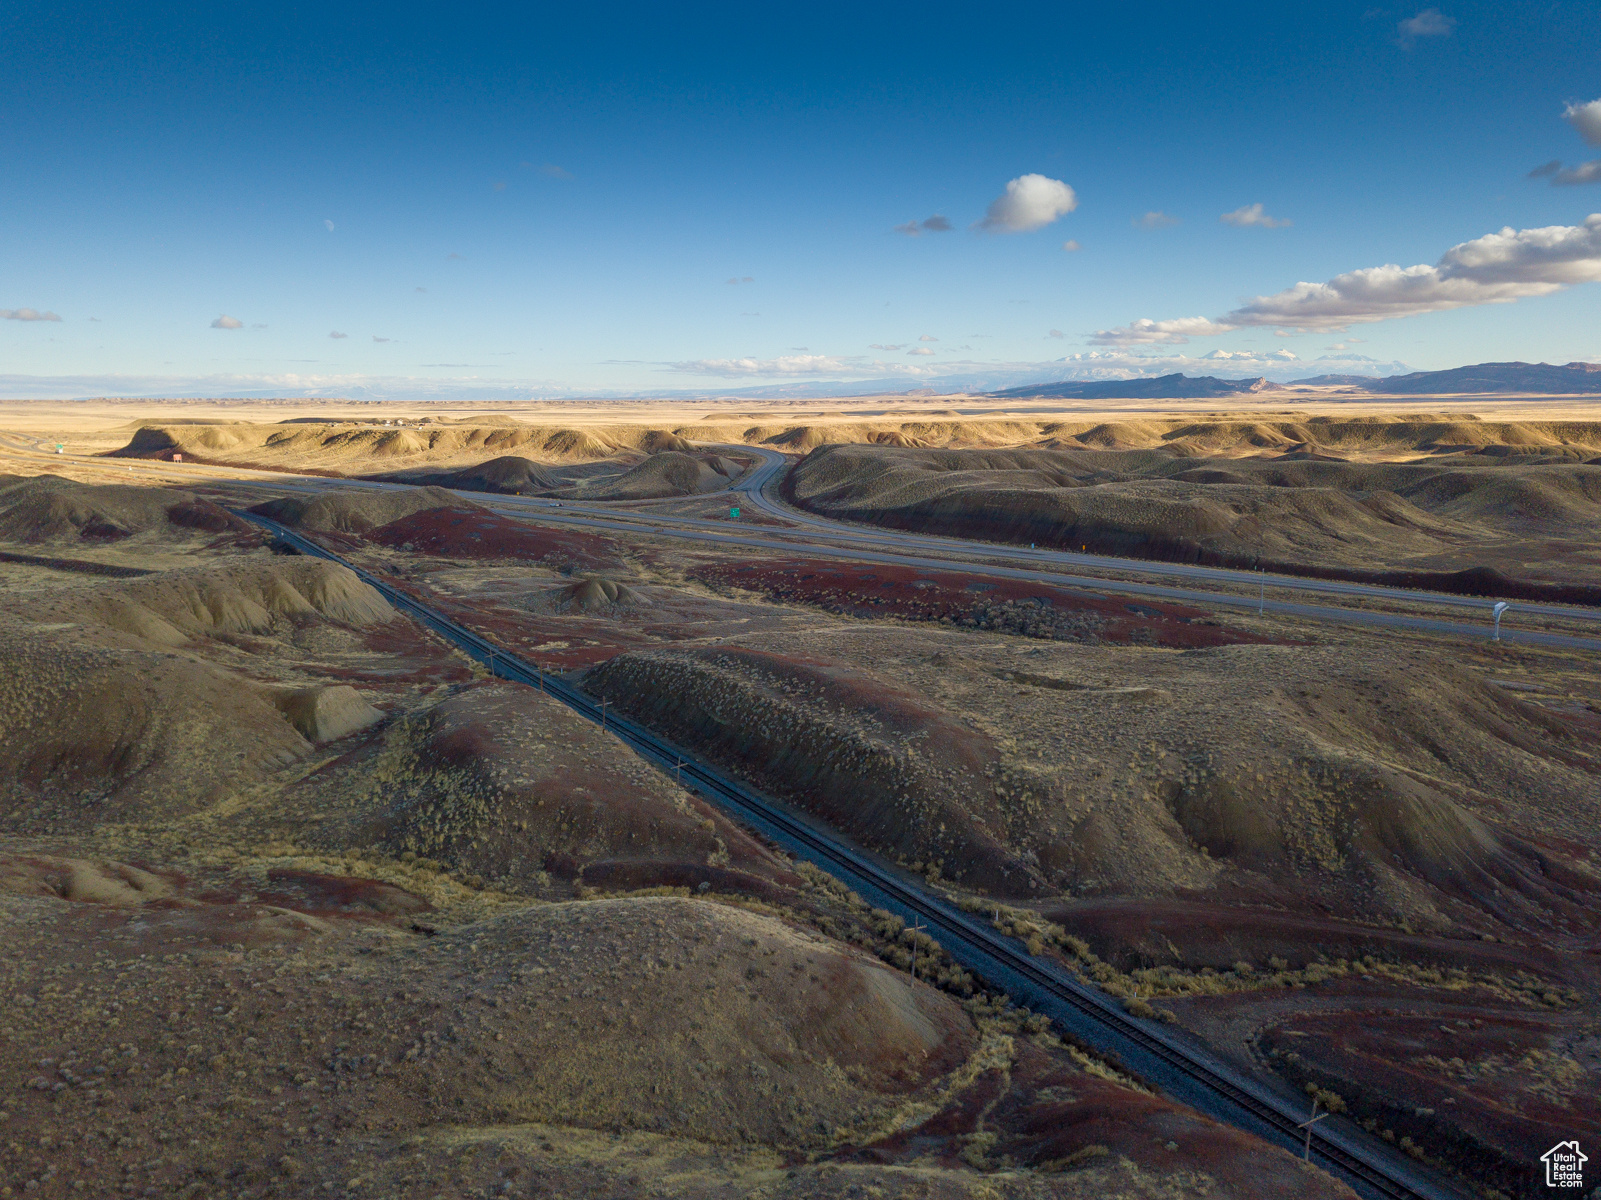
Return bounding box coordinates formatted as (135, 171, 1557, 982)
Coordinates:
(242, 509, 1473, 1200)
(8, 434, 1600, 647)
(716, 444, 1601, 626)
(490, 506, 1601, 651)
(12, 430, 1601, 626)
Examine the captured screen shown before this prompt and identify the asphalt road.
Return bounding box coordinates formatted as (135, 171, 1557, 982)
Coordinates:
(7, 432, 1601, 650)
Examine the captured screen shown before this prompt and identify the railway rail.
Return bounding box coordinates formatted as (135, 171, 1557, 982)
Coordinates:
(240, 509, 1475, 1200)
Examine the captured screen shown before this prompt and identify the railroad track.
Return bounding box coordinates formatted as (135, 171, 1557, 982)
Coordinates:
(240, 510, 1474, 1200)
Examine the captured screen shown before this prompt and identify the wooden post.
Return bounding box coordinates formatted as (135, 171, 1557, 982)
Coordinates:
(1296, 1099, 1328, 1161)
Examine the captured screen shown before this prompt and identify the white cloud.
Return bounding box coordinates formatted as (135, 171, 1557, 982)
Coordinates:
(210, 315, 243, 329)
(724, 276, 755, 284)
(540, 164, 573, 179)
(1567, 99, 1601, 147)
(1133, 211, 1179, 229)
(329, 331, 348, 339)
(897, 215, 953, 236)
(1554, 161, 1601, 186)
(1221, 203, 1291, 229)
(1397, 8, 1455, 43)
(908, 347, 935, 356)
(868, 343, 904, 351)
(1199, 348, 1298, 362)
(1091, 213, 1601, 341)
(1529, 102, 1601, 187)
(977, 174, 1077, 233)
(1047, 329, 1065, 339)
(668, 354, 853, 377)
(918, 334, 938, 342)
(324, 219, 335, 232)
(2, 308, 62, 322)
(373, 336, 391, 343)
(1061, 239, 1081, 252)
(1088, 316, 1232, 346)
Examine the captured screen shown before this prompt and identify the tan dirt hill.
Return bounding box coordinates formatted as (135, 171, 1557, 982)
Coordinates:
(567, 451, 731, 500)
(585, 630, 1601, 934)
(0, 876, 1348, 1198)
(785, 442, 1601, 590)
(0, 559, 397, 829)
(0, 473, 254, 544)
(249, 484, 485, 534)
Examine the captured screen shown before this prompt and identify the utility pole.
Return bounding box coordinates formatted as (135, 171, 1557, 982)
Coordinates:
(1296, 1098, 1329, 1162)
(597, 698, 611, 730)
(674, 757, 688, 784)
(908, 919, 926, 980)
(1258, 568, 1265, 617)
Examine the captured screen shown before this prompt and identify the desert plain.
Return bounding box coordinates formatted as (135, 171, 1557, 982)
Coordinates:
(0, 384, 1598, 1200)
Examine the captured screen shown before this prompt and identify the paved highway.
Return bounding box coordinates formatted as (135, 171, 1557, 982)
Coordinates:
(7, 431, 1601, 650)
(718, 445, 1601, 624)
(244, 508, 1475, 1200)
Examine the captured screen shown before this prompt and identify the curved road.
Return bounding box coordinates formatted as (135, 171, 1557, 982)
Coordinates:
(6, 431, 1601, 650)
(720, 444, 1601, 624)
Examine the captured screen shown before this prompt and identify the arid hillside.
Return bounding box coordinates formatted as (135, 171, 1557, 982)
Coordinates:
(104, 411, 1601, 471)
(786, 437, 1601, 594)
(0, 473, 1367, 1200)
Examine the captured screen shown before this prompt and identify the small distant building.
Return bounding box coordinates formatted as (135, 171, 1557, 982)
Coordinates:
(170, 452, 183, 462)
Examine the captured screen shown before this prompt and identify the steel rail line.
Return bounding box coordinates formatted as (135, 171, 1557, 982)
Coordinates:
(240, 509, 1471, 1200)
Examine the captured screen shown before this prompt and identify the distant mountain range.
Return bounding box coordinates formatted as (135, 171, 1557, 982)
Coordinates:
(989, 373, 1275, 400)
(985, 361, 1601, 400)
(1348, 360, 1601, 394)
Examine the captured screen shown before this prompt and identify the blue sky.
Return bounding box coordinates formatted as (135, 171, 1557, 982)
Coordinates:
(3, 0, 1600, 397)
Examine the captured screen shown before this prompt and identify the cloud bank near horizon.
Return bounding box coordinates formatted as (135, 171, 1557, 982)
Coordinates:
(0, 349, 1420, 402)
(1091, 213, 1601, 344)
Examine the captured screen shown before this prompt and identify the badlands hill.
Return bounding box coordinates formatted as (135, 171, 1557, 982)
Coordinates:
(2, 473, 1367, 1199)
(785, 424, 1601, 594)
(0, 473, 253, 545)
(584, 632, 1599, 929)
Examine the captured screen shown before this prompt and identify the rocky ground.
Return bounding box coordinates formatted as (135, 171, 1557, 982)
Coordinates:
(0, 473, 1375, 1200)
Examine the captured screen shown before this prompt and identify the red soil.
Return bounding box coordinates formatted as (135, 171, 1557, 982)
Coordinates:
(1256, 1001, 1596, 1196)
(1043, 897, 1579, 981)
(370, 578, 678, 670)
(691, 558, 1270, 648)
(364, 507, 624, 570)
(0, 852, 432, 954)
(840, 1037, 1350, 1195)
